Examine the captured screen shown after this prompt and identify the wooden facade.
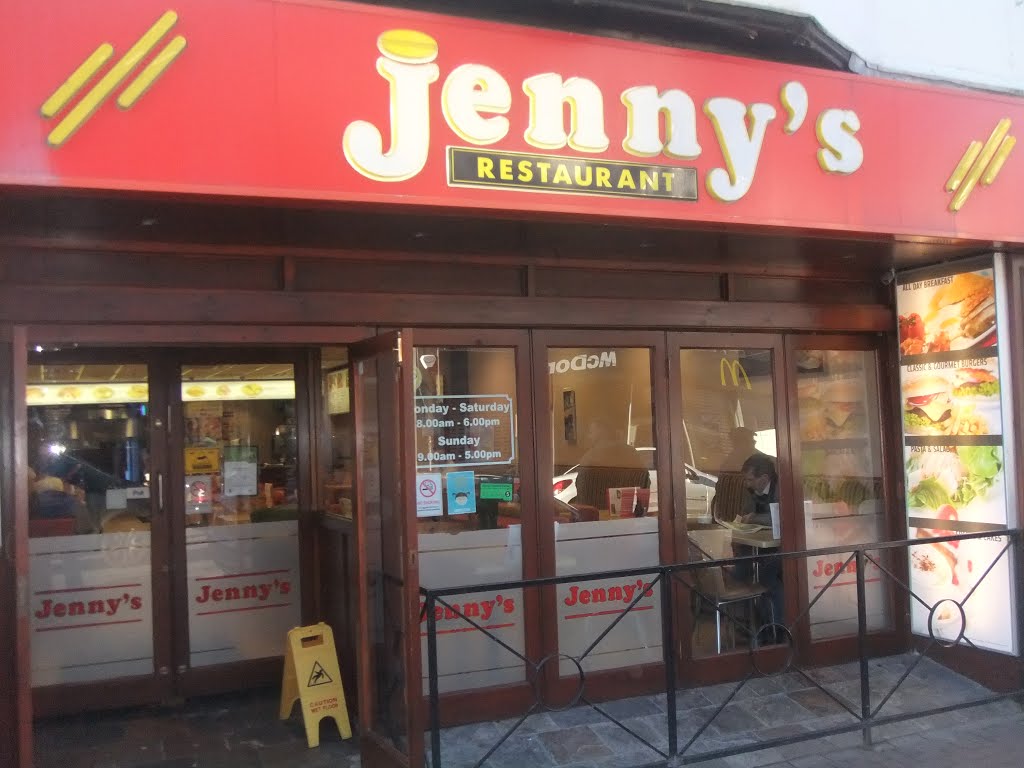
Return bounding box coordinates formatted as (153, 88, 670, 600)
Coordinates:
(0, 177, 1020, 768)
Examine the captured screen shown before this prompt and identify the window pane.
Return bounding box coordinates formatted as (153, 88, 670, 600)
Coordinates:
(680, 348, 780, 657)
(320, 347, 353, 518)
(180, 362, 301, 667)
(549, 346, 660, 675)
(26, 358, 154, 685)
(413, 347, 523, 693)
(794, 349, 891, 640)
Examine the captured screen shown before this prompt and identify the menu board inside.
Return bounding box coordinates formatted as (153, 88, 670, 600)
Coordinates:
(896, 258, 1017, 654)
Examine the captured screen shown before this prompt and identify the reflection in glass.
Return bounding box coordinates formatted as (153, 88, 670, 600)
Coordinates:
(27, 362, 151, 537)
(794, 349, 891, 640)
(549, 347, 661, 675)
(680, 348, 780, 656)
(321, 347, 353, 517)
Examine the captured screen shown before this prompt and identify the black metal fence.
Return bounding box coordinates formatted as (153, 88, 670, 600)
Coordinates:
(421, 529, 1024, 768)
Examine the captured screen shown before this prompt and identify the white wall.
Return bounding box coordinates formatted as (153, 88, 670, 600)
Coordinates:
(712, 0, 1024, 94)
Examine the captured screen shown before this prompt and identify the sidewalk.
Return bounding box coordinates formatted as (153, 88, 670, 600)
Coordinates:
(33, 654, 1023, 767)
(771, 712, 1024, 768)
(430, 654, 1024, 768)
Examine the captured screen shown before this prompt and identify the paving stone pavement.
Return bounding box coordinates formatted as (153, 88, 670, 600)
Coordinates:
(34, 653, 1024, 768)
(429, 653, 1024, 768)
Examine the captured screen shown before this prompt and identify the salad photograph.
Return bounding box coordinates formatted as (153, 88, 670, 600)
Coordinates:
(904, 445, 1004, 523)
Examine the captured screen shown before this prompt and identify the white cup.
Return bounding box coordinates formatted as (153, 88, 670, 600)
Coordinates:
(769, 502, 781, 539)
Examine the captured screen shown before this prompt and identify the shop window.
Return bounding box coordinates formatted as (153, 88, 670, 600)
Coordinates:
(547, 346, 661, 675)
(794, 348, 891, 640)
(680, 348, 781, 657)
(413, 346, 524, 693)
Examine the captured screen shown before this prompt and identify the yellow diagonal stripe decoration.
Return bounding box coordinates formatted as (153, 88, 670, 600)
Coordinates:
(117, 35, 187, 109)
(947, 118, 1015, 212)
(40, 43, 115, 118)
(43, 10, 184, 148)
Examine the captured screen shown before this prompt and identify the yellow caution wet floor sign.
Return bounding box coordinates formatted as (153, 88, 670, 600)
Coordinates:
(279, 622, 352, 747)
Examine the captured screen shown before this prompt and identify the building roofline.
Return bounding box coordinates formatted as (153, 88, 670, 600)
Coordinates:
(369, 0, 856, 70)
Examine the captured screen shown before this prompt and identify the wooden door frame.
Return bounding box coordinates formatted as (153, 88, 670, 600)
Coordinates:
(21, 344, 175, 715)
(409, 329, 539, 725)
(1, 325, 32, 767)
(530, 329, 671, 704)
(165, 346, 314, 697)
(350, 329, 424, 768)
(783, 333, 908, 667)
(667, 332, 792, 683)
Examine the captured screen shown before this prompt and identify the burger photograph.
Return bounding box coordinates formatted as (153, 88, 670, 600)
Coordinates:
(898, 269, 997, 357)
(902, 363, 1001, 436)
(798, 375, 867, 442)
(902, 374, 953, 435)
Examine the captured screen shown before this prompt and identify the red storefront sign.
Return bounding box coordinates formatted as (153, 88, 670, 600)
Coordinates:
(2, 0, 1023, 241)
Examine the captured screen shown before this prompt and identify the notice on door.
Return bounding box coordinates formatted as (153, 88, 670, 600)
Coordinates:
(415, 394, 515, 469)
(223, 446, 259, 497)
(446, 471, 477, 516)
(416, 472, 443, 517)
(185, 447, 220, 474)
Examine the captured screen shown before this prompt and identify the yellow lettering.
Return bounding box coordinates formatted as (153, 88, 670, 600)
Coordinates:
(573, 165, 593, 186)
(617, 169, 636, 189)
(661, 172, 673, 190)
(477, 157, 495, 179)
(499, 158, 513, 180)
(640, 170, 658, 190)
(536, 161, 552, 183)
(517, 160, 533, 182)
(553, 163, 572, 185)
(596, 167, 611, 187)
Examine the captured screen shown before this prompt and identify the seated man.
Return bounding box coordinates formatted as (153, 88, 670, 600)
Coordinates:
(734, 453, 784, 638)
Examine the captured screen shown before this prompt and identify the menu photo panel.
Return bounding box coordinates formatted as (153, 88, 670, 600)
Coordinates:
(896, 258, 1017, 654)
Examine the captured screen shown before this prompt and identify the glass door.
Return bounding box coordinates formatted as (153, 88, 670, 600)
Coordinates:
(533, 330, 671, 701)
(350, 331, 423, 768)
(786, 336, 901, 663)
(171, 357, 305, 683)
(25, 349, 173, 712)
(670, 334, 789, 664)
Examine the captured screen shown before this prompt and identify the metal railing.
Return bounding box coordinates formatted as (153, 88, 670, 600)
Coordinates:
(420, 529, 1024, 768)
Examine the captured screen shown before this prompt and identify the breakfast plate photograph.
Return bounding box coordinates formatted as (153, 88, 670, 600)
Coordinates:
(897, 268, 997, 358)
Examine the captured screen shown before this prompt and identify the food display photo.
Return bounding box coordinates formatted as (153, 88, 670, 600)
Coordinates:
(801, 447, 879, 518)
(897, 268, 997, 358)
(902, 361, 1001, 437)
(797, 375, 868, 442)
(908, 526, 1014, 649)
(904, 446, 1005, 528)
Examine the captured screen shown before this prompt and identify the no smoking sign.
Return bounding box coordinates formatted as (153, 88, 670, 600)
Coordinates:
(415, 472, 443, 517)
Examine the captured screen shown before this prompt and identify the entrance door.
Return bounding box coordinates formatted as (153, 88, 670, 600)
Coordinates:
(169, 352, 308, 695)
(350, 331, 424, 768)
(25, 347, 309, 713)
(784, 335, 903, 665)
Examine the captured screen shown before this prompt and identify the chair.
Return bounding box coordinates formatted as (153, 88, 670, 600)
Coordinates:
(687, 536, 769, 654)
(710, 472, 749, 524)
